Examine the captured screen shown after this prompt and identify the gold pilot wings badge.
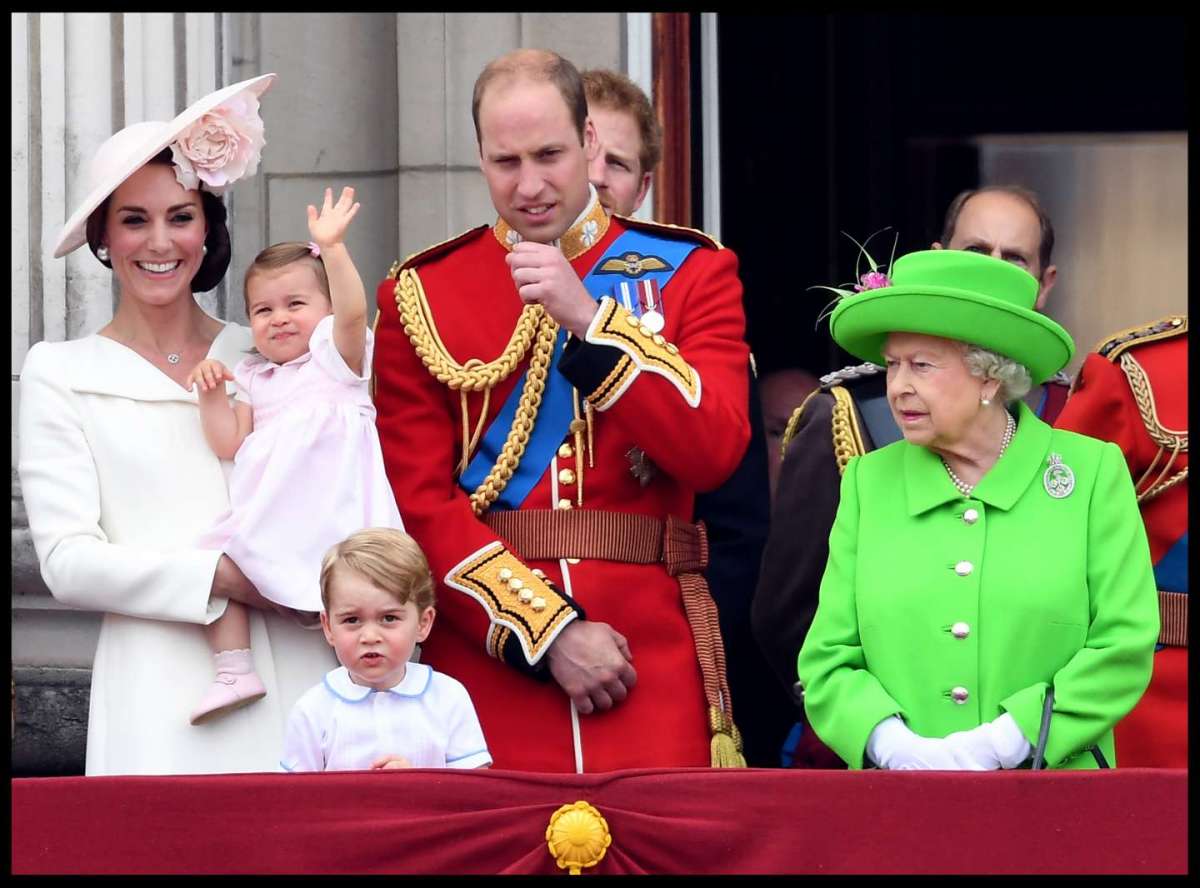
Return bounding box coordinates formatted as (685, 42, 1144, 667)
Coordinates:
(596, 251, 674, 279)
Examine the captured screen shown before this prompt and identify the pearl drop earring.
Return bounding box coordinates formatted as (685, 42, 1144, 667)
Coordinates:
(96, 245, 110, 262)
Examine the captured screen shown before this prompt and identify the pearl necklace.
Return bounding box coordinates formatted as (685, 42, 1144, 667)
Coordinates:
(942, 411, 1016, 497)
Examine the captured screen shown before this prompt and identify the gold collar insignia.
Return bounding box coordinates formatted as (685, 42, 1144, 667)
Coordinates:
(492, 193, 610, 262)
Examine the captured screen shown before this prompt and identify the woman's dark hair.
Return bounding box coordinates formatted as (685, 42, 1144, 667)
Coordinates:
(83, 147, 232, 292)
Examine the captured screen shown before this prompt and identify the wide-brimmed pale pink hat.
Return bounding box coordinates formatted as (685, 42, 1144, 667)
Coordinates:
(53, 72, 276, 258)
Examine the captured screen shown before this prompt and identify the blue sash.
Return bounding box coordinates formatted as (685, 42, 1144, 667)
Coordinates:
(1154, 531, 1187, 594)
(458, 227, 699, 510)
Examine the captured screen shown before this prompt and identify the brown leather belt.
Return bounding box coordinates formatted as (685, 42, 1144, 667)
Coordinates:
(482, 508, 745, 767)
(483, 509, 707, 573)
(1158, 590, 1188, 647)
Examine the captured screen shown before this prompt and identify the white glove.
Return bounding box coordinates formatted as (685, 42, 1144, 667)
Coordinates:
(866, 715, 960, 770)
(942, 712, 1032, 770)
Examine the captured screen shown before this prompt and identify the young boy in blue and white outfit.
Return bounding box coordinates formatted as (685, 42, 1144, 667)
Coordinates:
(281, 528, 491, 771)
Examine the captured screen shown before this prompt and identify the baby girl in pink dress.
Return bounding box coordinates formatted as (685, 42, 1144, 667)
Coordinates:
(186, 186, 403, 724)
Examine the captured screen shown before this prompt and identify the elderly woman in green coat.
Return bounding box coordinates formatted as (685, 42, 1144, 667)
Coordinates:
(796, 249, 1159, 770)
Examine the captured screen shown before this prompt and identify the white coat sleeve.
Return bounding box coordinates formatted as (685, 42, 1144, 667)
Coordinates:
(17, 343, 228, 625)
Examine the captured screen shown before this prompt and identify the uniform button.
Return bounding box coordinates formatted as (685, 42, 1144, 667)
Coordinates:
(951, 622, 971, 639)
(652, 333, 666, 346)
(531, 568, 547, 579)
(625, 314, 641, 327)
(962, 508, 979, 525)
(498, 568, 513, 581)
(508, 578, 524, 592)
(531, 597, 547, 612)
(566, 557, 581, 565)
(558, 468, 576, 485)
(954, 561, 974, 577)
(518, 589, 534, 604)
(557, 498, 573, 510)
(557, 443, 574, 459)
(666, 343, 679, 355)
(639, 324, 653, 338)
(951, 686, 969, 703)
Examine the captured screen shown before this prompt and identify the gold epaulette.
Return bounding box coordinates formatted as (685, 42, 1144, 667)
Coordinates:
(779, 388, 821, 457)
(1094, 315, 1187, 361)
(612, 213, 723, 250)
(391, 225, 491, 276)
(829, 386, 868, 476)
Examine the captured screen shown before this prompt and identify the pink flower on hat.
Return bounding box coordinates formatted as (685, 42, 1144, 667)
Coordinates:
(170, 92, 266, 195)
(855, 270, 892, 291)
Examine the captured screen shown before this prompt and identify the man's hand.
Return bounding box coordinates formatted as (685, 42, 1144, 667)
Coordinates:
(546, 620, 637, 715)
(506, 242, 599, 338)
(370, 754, 413, 770)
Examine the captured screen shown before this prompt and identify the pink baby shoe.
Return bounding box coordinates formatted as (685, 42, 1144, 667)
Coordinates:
(190, 649, 267, 725)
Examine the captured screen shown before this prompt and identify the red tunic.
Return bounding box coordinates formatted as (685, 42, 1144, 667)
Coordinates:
(1055, 320, 1188, 767)
(371, 208, 750, 772)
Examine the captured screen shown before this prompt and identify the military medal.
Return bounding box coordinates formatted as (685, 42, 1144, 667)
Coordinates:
(637, 279, 665, 333)
(1043, 452, 1075, 498)
(626, 445, 657, 486)
(613, 279, 666, 332)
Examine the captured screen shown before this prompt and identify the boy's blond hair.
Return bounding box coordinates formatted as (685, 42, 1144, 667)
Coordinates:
(319, 528, 436, 613)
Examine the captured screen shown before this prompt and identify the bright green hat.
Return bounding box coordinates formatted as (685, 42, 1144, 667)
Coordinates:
(828, 250, 1074, 384)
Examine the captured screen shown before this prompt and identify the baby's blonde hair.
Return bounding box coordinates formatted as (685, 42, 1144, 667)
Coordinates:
(243, 242, 330, 314)
(320, 528, 436, 614)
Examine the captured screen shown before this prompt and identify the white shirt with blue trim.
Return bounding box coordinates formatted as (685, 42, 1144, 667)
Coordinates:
(281, 663, 492, 772)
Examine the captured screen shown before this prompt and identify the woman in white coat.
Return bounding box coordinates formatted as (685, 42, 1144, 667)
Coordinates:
(18, 74, 336, 775)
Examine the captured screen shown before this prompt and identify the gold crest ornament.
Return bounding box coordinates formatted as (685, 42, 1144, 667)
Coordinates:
(546, 801, 611, 875)
(596, 251, 673, 279)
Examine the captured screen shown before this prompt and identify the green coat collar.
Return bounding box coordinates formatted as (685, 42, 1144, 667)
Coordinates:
(904, 400, 1052, 516)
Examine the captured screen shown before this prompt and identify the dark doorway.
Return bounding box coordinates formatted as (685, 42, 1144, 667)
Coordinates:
(716, 13, 1187, 380)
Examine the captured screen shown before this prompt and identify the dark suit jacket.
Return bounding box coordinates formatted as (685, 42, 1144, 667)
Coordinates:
(695, 370, 794, 766)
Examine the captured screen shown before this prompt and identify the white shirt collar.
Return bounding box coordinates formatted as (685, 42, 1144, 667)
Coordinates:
(322, 662, 432, 702)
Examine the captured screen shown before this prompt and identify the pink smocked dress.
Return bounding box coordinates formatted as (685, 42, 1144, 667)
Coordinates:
(200, 314, 403, 612)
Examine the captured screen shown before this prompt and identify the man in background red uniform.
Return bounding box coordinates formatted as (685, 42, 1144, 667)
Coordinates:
(371, 49, 750, 772)
(1055, 316, 1188, 767)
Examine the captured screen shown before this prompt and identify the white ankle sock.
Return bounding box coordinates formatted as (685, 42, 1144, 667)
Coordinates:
(213, 648, 255, 675)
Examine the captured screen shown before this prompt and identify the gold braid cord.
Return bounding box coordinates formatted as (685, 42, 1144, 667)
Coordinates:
(780, 389, 821, 458)
(829, 386, 868, 477)
(1120, 351, 1188, 503)
(395, 267, 559, 515)
(469, 316, 559, 515)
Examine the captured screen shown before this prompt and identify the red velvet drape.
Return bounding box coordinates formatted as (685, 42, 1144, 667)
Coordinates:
(12, 767, 1187, 874)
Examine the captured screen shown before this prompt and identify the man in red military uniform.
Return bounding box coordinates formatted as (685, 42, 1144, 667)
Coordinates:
(371, 49, 750, 772)
(1055, 315, 1188, 767)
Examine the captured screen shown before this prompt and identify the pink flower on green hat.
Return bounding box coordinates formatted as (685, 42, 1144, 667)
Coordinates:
(855, 270, 891, 291)
(170, 92, 266, 195)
